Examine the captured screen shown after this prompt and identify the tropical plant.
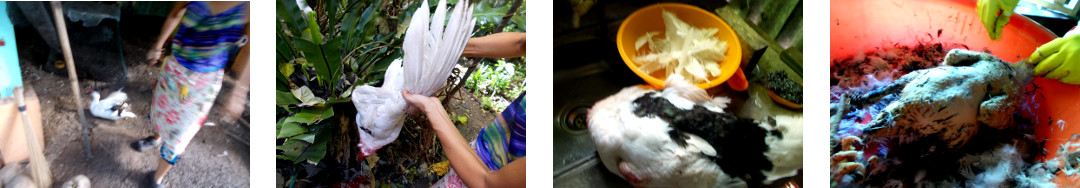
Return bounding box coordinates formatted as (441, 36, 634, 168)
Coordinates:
(456, 0, 526, 112)
(464, 58, 525, 112)
(275, 0, 412, 166)
(275, 0, 526, 186)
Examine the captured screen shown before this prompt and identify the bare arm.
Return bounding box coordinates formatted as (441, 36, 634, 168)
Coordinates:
(401, 90, 526, 188)
(148, 1, 188, 64)
(223, 17, 250, 123)
(462, 32, 526, 58)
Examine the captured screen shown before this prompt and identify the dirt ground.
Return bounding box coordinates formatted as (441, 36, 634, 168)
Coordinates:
(12, 14, 249, 187)
(447, 89, 498, 142)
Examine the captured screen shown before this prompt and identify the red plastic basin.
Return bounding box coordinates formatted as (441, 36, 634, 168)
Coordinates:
(832, 0, 1080, 184)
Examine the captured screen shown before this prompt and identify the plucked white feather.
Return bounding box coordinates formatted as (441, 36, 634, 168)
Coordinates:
(90, 90, 135, 120)
(351, 0, 474, 158)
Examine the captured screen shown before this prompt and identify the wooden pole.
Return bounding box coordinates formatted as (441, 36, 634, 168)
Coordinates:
(50, 1, 92, 159)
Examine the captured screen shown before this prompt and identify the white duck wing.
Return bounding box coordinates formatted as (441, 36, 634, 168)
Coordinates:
(402, 0, 473, 97)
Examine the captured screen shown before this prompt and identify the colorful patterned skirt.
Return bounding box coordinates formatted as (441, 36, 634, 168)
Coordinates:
(150, 56, 224, 164)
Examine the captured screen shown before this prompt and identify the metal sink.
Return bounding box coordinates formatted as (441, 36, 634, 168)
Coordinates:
(552, 38, 639, 187)
(551, 39, 804, 188)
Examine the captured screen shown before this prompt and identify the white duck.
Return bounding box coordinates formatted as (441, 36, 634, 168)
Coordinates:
(588, 75, 803, 187)
(90, 89, 135, 120)
(350, 0, 474, 158)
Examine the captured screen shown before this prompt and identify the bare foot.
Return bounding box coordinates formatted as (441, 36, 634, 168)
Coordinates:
(220, 85, 248, 123)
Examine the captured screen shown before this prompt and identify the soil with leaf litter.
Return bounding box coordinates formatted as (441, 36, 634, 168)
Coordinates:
(278, 88, 494, 187)
(11, 14, 250, 187)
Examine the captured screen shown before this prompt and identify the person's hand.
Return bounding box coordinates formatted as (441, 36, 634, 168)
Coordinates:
(1030, 34, 1080, 84)
(147, 47, 164, 65)
(401, 90, 440, 114)
(977, 0, 1019, 40)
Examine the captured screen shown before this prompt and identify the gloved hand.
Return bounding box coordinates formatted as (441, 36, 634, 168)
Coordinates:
(977, 0, 1020, 40)
(1030, 34, 1080, 84)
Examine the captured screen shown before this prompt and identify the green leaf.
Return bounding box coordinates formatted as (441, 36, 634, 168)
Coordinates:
(323, 37, 344, 91)
(276, 61, 290, 84)
(307, 11, 323, 43)
(341, 4, 361, 48)
(276, 79, 290, 92)
(300, 128, 332, 163)
(512, 14, 525, 31)
(291, 133, 315, 143)
(276, 138, 309, 162)
(276, 0, 308, 36)
(348, 57, 359, 74)
(312, 106, 335, 121)
(293, 36, 344, 93)
(291, 86, 326, 106)
(455, 116, 468, 125)
(326, 97, 352, 104)
(285, 106, 334, 124)
(279, 62, 296, 80)
(293, 39, 328, 87)
(368, 50, 401, 73)
(340, 82, 357, 98)
(355, 0, 381, 46)
(284, 112, 319, 124)
(324, 0, 340, 35)
(277, 122, 306, 138)
(472, 1, 511, 25)
(277, 90, 301, 105)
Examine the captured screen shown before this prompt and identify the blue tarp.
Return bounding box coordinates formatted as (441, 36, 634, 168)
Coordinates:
(0, 2, 23, 98)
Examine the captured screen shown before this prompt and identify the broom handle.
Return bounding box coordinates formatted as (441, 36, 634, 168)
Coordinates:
(50, 1, 92, 159)
(13, 87, 52, 187)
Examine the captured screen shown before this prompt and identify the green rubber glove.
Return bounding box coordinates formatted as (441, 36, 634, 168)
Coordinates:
(977, 0, 1020, 40)
(1030, 34, 1080, 84)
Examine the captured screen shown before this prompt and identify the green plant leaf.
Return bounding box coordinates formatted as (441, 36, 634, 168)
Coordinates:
(277, 122, 306, 138)
(512, 14, 525, 31)
(276, 0, 308, 36)
(472, 1, 511, 25)
(307, 11, 323, 43)
(277, 90, 301, 105)
(348, 57, 359, 74)
(326, 97, 352, 104)
(300, 128, 332, 163)
(355, 0, 381, 46)
(313, 106, 335, 121)
(291, 86, 326, 106)
(323, 37, 344, 91)
(279, 61, 296, 80)
(291, 133, 315, 143)
(293, 36, 344, 93)
(455, 116, 468, 125)
(324, 0, 340, 35)
(368, 50, 401, 73)
(276, 138, 309, 162)
(286, 106, 334, 124)
(340, 81, 357, 98)
(285, 112, 319, 124)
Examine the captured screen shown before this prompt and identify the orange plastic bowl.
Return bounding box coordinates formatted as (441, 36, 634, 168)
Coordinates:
(616, 3, 743, 89)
